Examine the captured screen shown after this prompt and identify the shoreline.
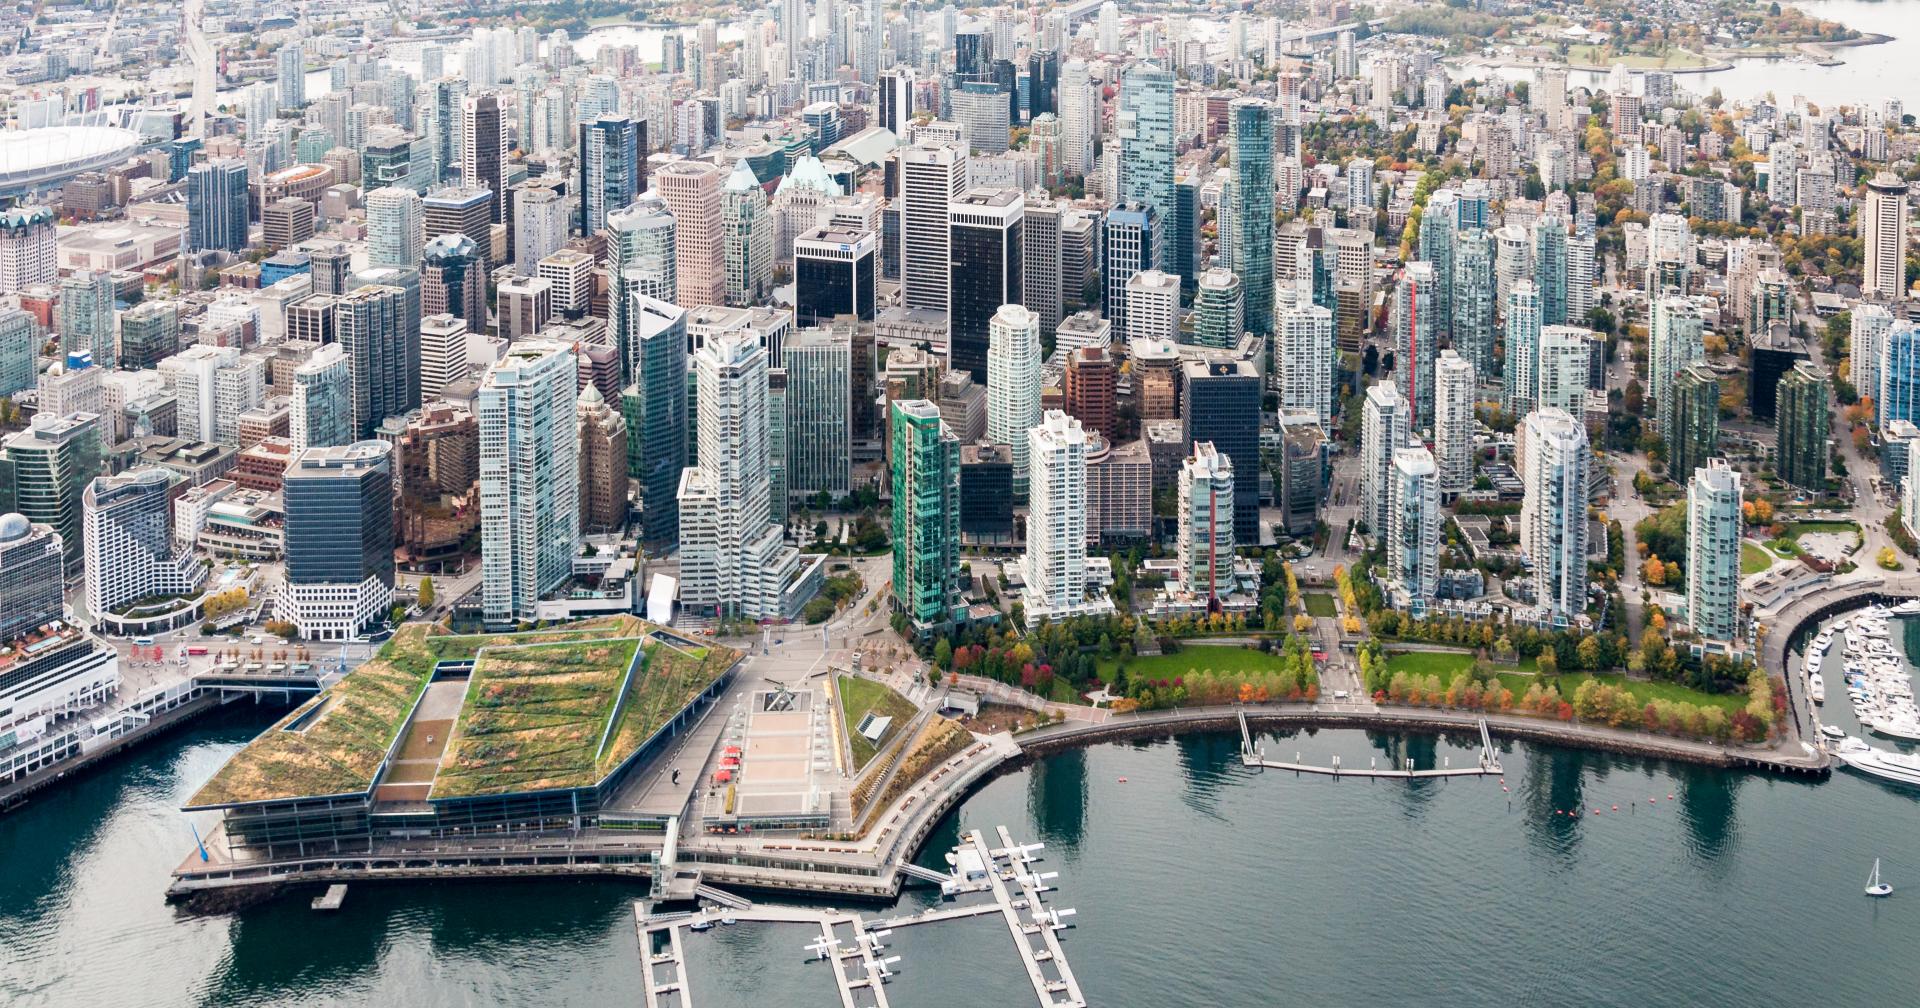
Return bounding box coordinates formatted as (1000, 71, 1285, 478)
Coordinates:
(165, 700, 1825, 911)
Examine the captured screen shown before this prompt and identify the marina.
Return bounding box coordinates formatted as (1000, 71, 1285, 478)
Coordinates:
(1803, 603, 1920, 790)
(633, 827, 1085, 1008)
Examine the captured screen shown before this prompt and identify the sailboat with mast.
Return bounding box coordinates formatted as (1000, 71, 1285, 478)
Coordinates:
(1866, 859, 1892, 898)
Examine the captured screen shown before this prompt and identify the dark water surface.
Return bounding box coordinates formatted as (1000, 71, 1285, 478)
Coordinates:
(3, 707, 1916, 1007)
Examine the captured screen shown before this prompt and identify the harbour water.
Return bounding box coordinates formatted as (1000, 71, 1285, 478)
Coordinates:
(2, 703, 1918, 1007)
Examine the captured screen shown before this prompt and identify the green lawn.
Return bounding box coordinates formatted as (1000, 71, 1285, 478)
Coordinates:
(1741, 541, 1776, 576)
(838, 675, 917, 770)
(1784, 521, 1859, 540)
(1103, 645, 1297, 681)
(1303, 593, 1339, 618)
(1566, 44, 1716, 69)
(1383, 650, 1743, 713)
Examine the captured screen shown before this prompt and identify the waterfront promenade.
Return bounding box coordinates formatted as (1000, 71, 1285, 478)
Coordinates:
(166, 687, 1827, 905)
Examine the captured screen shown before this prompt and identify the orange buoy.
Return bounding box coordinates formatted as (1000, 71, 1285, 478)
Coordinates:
(1649, 798, 1656, 803)
(1611, 805, 1618, 811)
(1117, 777, 1127, 783)
(1667, 794, 1674, 800)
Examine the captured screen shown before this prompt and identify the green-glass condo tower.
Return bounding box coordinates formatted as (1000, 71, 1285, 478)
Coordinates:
(1776, 361, 1829, 493)
(890, 399, 962, 635)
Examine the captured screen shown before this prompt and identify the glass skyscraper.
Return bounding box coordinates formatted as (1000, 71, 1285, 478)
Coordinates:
(1228, 98, 1274, 336)
(1118, 63, 1174, 268)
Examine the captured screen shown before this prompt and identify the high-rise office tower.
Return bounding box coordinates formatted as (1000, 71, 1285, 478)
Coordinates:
(1021, 195, 1066, 337)
(1193, 269, 1244, 349)
(0, 512, 63, 642)
(1362, 380, 1409, 537)
(794, 227, 877, 324)
(1278, 301, 1335, 426)
(1649, 294, 1704, 435)
(1668, 364, 1721, 494)
(898, 142, 968, 312)
(677, 330, 806, 620)
(784, 325, 853, 501)
(82, 467, 199, 616)
(1434, 351, 1476, 495)
(279, 442, 395, 640)
(460, 93, 509, 224)
(1118, 63, 1174, 267)
(1126, 269, 1181, 345)
(479, 340, 580, 625)
(579, 115, 643, 236)
(656, 160, 726, 309)
(576, 385, 629, 535)
(1387, 446, 1441, 614)
(421, 234, 487, 335)
(0, 205, 56, 295)
(1178, 442, 1235, 604)
(1028, 49, 1059, 118)
(1101, 204, 1154, 336)
(986, 304, 1042, 498)
(334, 283, 417, 439)
(1686, 458, 1742, 642)
(1453, 228, 1496, 379)
(722, 161, 775, 308)
(1567, 228, 1598, 326)
(1226, 97, 1274, 335)
(608, 194, 678, 382)
(630, 296, 688, 552)
(1181, 359, 1261, 544)
(1863, 170, 1908, 301)
(1777, 362, 1830, 492)
(291, 343, 353, 452)
(420, 314, 469, 402)
(57, 270, 115, 368)
(3, 413, 102, 572)
(116, 301, 179, 372)
(879, 66, 916, 137)
(1501, 280, 1542, 418)
(952, 81, 1012, 154)
(187, 159, 250, 252)
(423, 185, 495, 261)
(949, 188, 1024, 382)
(1520, 408, 1590, 625)
(1063, 346, 1117, 440)
(1057, 60, 1096, 178)
(513, 182, 567, 274)
(890, 399, 962, 634)
(1392, 261, 1438, 427)
(0, 308, 34, 398)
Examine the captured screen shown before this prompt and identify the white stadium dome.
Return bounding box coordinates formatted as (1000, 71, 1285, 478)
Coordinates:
(0, 126, 144, 194)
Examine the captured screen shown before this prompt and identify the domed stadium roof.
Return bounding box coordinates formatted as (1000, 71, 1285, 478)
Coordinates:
(0, 126, 143, 194)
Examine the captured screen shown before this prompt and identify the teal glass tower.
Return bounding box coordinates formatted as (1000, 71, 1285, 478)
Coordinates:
(1118, 63, 1174, 268)
(1228, 97, 1274, 336)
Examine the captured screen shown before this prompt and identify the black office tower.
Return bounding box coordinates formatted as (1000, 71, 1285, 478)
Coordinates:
(1181, 358, 1262, 544)
(947, 189, 1024, 383)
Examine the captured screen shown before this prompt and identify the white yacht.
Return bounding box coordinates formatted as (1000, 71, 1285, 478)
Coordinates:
(1836, 738, 1920, 789)
(1870, 717, 1920, 742)
(1893, 600, 1920, 617)
(1808, 672, 1826, 704)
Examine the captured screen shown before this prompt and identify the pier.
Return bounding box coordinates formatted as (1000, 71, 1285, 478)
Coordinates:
(309, 884, 347, 911)
(632, 826, 1085, 1008)
(1236, 709, 1503, 778)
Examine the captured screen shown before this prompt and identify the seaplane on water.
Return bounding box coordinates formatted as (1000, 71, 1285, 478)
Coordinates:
(994, 841, 1046, 864)
(804, 933, 847, 961)
(1032, 907, 1078, 930)
(857, 929, 893, 952)
(1017, 870, 1059, 892)
(862, 956, 904, 981)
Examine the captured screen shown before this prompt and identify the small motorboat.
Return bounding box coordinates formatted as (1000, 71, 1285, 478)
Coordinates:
(1809, 673, 1826, 704)
(690, 919, 716, 932)
(720, 916, 739, 926)
(1821, 724, 1848, 741)
(1867, 858, 1893, 898)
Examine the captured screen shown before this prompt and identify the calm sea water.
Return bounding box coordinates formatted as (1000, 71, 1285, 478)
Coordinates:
(3, 702, 1918, 1007)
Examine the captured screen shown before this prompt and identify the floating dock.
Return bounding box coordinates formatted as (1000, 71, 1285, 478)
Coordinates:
(632, 825, 1085, 1007)
(310, 884, 347, 911)
(1238, 709, 1502, 777)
